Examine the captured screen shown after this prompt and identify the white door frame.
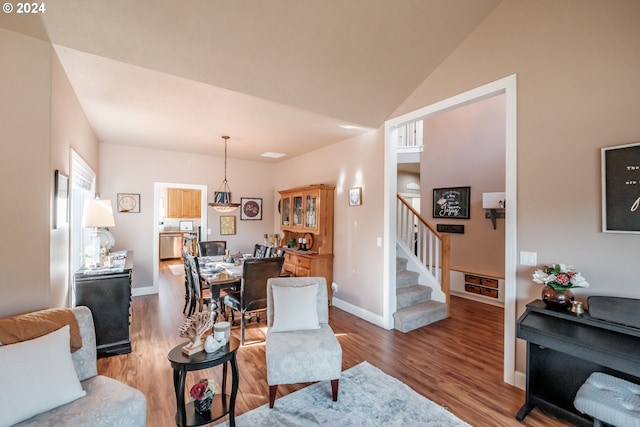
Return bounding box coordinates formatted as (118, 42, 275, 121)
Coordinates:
(151, 182, 208, 294)
(384, 74, 518, 385)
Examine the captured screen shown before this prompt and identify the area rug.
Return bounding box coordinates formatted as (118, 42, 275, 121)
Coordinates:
(215, 361, 470, 426)
(168, 264, 184, 275)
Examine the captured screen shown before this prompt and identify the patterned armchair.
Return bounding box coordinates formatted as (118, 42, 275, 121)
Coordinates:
(265, 277, 342, 408)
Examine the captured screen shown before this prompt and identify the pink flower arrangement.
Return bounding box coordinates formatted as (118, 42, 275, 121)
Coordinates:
(532, 263, 589, 291)
(189, 379, 218, 401)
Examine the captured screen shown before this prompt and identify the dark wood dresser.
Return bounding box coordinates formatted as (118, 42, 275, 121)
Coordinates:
(74, 251, 133, 357)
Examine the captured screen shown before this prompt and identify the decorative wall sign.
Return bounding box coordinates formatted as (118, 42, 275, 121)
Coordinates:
(433, 186, 470, 219)
(436, 224, 465, 234)
(220, 215, 236, 235)
(349, 187, 362, 206)
(54, 170, 69, 228)
(117, 193, 140, 213)
(241, 197, 262, 220)
(602, 142, 640, 233)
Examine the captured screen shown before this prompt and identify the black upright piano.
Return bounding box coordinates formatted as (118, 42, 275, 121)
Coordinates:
(516, 300, 640, 426)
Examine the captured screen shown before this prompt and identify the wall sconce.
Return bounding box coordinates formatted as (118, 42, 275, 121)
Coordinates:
(482, 192, 505, 230)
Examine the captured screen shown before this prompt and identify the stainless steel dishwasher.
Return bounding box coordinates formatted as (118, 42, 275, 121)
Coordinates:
(160, 233, 182, 259)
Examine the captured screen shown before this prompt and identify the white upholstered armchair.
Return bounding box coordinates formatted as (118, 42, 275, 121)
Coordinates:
(265, 277, 342, 408)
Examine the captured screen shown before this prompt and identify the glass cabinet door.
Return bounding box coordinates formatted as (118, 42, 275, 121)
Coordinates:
(293, 196, 303, 227)
(281, 197, 291, 227)
(305, 193, 317, 229)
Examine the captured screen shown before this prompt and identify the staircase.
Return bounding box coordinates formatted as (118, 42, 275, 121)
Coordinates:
(393, 257, 447, 332)
(394, 194, 451, 333)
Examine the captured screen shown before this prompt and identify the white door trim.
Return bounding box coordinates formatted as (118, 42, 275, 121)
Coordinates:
(384, 74, 518, 385)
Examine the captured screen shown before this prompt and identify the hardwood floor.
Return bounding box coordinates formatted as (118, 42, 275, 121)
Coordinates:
(97, 261, 571, 426)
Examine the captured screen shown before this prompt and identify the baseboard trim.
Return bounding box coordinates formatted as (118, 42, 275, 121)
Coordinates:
(132, 286, 157, 297)
(331, 297, 387, 329)
(514, 370, 526, 390)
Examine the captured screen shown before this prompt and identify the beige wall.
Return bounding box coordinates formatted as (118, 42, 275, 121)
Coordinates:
(394, 0, 640, 375)
(0, 29, 52, 316)
(0, 29, 100, 317)
(50, 49, 100, 308)
(421, 94, 505, 277)
(99, 143, 277, 289)
(275, 130, 385, 316)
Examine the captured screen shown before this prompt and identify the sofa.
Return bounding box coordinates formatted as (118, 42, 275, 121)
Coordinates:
(0, 306, 146, 427)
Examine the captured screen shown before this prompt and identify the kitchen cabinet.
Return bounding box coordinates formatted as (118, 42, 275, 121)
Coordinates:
(279, 184, 335, 301)
(74, 251, 133, 357)
(167, 188, 201, 218)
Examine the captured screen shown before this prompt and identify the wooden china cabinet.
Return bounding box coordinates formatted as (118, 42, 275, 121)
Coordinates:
(278, 184, 335, 302)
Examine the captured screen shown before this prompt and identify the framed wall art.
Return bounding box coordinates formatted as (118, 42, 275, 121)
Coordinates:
(54, 170, 69, 228)
(349, 187, 362, 206)
(117, 193, 140, 213)
(433, 186, 471, 219)
(602, 141, 640, 233)
(241, 197, 262, 220)
(220, 215, 236, 235)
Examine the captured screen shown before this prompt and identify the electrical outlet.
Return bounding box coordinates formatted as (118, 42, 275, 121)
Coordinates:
(331, 282, 338, 293)
(520, 251, 537, 266)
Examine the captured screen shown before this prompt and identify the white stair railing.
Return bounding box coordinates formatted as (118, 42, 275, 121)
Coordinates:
(396, 194, 450, 315)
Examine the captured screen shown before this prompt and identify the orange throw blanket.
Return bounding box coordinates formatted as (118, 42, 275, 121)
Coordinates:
(0, 308, 83, 352)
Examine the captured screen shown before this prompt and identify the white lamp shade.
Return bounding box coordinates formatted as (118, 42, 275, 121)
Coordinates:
(82, 199, 116, 228)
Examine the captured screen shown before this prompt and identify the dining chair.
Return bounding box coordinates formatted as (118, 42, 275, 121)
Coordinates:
(222, 257, 285, 344)
(265, 276, 342, 408)
(252, 244, 269, 258)
(269, 248, 285, 257)
(198, 240, 227, 257)
(180, 249, 192, 314)
(186, 253, 211, 315)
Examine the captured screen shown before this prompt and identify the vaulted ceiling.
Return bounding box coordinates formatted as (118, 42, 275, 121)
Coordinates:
(1, 0, 501, 161)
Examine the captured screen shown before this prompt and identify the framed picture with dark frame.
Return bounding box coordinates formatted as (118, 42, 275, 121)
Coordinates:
(220, 215, 236, 235)
(54, 170, 69, 229)
(433, 186, 471, 219)
(602, 141, 640, 234)
(240, 197, 262, 220)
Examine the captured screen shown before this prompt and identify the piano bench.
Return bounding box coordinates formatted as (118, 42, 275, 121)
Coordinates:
(574, 372, 640, 427)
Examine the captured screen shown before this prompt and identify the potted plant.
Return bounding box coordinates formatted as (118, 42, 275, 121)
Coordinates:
(532, 263, 589, 309)
(189, 378, 219, 414)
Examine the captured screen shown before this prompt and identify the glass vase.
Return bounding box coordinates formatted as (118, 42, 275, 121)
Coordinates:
(541, 285, 574, 310)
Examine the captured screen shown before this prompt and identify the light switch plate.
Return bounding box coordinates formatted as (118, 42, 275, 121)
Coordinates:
(520, 251, 537, 266)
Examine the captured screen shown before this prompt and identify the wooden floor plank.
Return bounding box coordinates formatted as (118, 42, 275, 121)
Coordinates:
(96, 261, 571, 426)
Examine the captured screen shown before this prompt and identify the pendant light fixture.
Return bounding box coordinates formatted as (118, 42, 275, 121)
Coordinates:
(208, 135, 241, 212)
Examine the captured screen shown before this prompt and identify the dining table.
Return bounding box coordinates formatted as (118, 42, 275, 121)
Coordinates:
(198, 257, 243, 320)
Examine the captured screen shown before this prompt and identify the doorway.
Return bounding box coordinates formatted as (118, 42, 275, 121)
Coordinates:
(384, 74, 517, 385)
(152, 182, 208, 294)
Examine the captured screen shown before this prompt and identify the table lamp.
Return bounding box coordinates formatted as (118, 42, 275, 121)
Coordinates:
(82, 198, 115, 268)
